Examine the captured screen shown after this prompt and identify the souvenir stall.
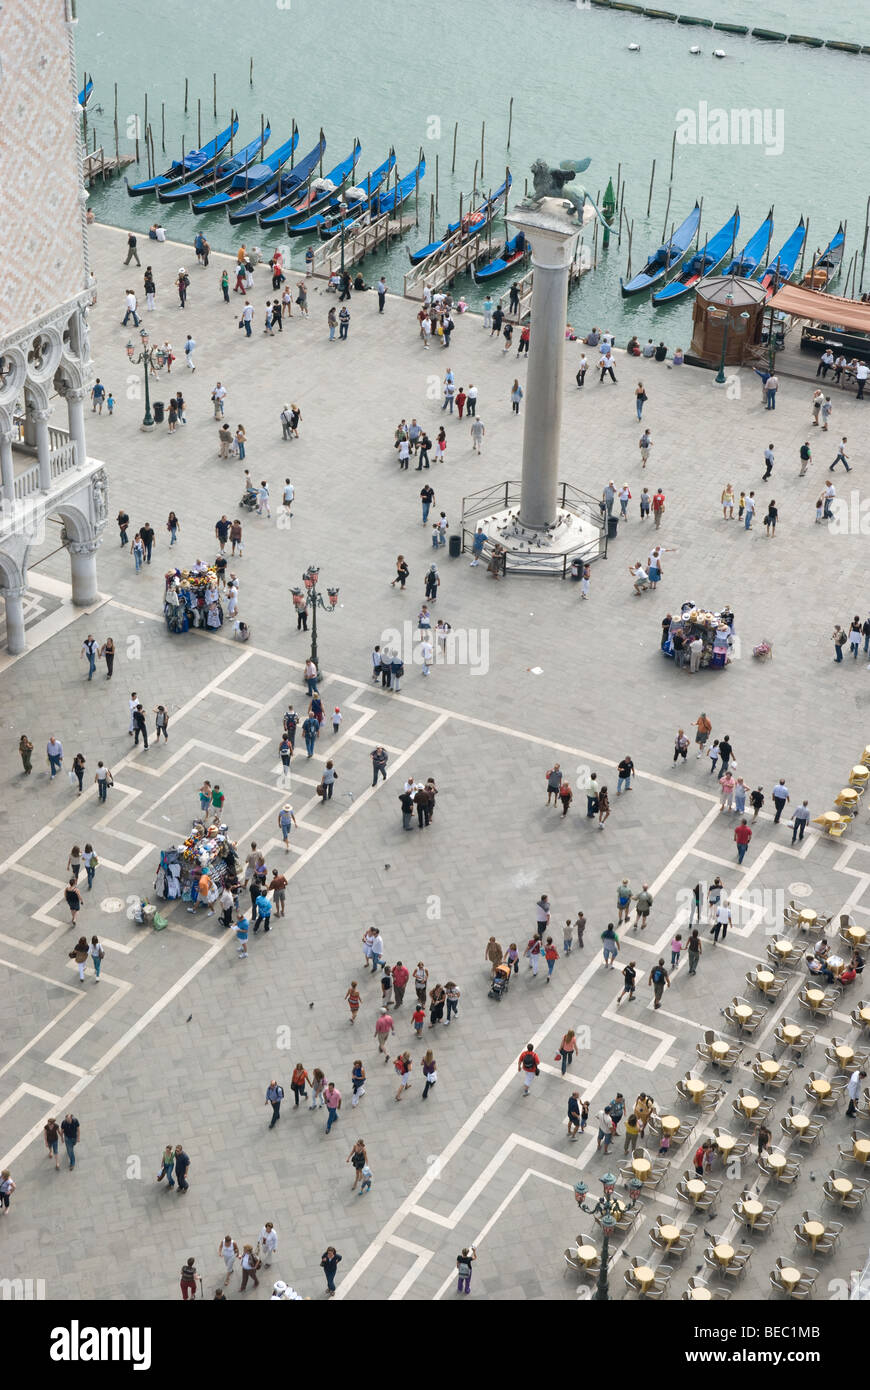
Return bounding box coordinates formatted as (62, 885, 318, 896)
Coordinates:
(164, 566, 225, 634)
(660, 601, 735, 671)
(154, 819, 239, 905)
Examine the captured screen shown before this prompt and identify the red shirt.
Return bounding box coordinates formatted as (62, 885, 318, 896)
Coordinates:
(412, 1007, 425, 1027)
(652, 492, 665, 511)
(735, 824, 752, 845)
(519, 1050, 540, 1072)
(545, 944, 559, 962)
(694, 1146, 707, 1168)
(392, 965, 409, 989)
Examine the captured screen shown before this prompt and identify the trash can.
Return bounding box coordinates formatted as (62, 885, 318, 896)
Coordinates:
(570, 558, 583, 581)
(448, 533, 462, 558)
(152, 400, 165, 424)
(607, 515, 619, 540)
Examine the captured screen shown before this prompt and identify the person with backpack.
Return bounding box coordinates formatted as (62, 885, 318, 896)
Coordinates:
(601, 923, 620, 969)
(525, 934, 543, 977)
(558, 780, 573, 817)
(617, 960, 637, 1004)
(649, 959, 670, 1009)
(517, 1043, 540, 1096)
(456, 1246, 477, 1295)
(545, 764, 562, 806)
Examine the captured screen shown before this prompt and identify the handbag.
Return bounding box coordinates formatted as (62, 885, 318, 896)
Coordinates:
(316, 783, 325, 796)
(238, 318, 245, 329)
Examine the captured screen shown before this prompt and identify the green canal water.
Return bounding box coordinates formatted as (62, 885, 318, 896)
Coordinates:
(79, 0, 866, 341)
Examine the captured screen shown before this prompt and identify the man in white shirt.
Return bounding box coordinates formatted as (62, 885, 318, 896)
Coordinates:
(282, 479, 295, 514)
(856, 361, 869, 400)
(846, 1068, 867, 1117)
(184, 335, 196, 371)
(280, 406, 293, 440)
(642, 338, 656, 358)
(241, 300, 255, 337)
(831, 437, 851, 472)
(823, 479, 836, 519)
(258, 482, 271, 518)
(121, 290, 139, 327)
(763, 444, 775, 479)
(212, 382, 226, 417)
(420, 640, 434, 676)
(576, 354, 588, 387)
(630, 562, 649, 595)
(470, 419, 485, 454)
(465, 383, 478, 416)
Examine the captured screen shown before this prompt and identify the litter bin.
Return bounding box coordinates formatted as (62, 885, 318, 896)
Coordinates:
(570, 558, 583, 581)
(152, 400, 165, 424)
(448, 533, 462, 558)
(607, 515, 619, 540)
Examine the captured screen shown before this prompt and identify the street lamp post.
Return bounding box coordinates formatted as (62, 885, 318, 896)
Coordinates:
(574, 1171, 625, 1301)
(707, 305, 751, 385)
(339, 200, 348, 276)
(290, 565, 339, 675)
(125, 329, 165, 430)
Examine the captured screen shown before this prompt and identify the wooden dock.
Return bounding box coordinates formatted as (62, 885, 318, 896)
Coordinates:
(403, 224, 501, 300)
(489, 243, 592, 322)
(83, 148, 136, 185)
(313, 211, 414, 276)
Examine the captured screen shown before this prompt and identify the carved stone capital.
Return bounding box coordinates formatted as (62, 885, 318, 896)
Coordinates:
(64, 537, 100, 556)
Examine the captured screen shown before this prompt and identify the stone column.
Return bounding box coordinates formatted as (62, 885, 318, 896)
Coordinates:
(504, 198, 581, 532)
(65, 537, 100, 606)
(34, 408, 52, 490)
(65, 388, 88, 469)
(0, 430, 14, 501)
(0, 583, 27, 655)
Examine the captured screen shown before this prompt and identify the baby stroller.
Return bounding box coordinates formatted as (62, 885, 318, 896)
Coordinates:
(488, 962, 511, 1001)
(240, 488, 258, 512)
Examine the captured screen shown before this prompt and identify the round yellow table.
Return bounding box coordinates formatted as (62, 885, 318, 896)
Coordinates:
(861, 746, 870, 767)
(710, 1040, 730, 1060)
(767, 1151, 788, 1172)
(860, 1007, 870, 1026)
(774, 939, 793, 958)
(577, 1244, 598, 1266)
(835, 1044, 855, 1065)
(760, 1059, 781, 1079)
(811, 1078, 831, 1098)
(735, 1004, 753, 1022)
(689, 1286, 712, 1300)
(853, 1139, 870, 1163)
(851, 763, 870, 783)
(715, 1133, 736, 1157)
(819, 812, 843, 826)
(634, 1264, 655, 1291)
(799, 909, 818, 927)
(780, 1266, 802, 1291)
(610, 1198, 628, 1220)
(632, 1157, 652, 1179)
(658, 1224, 681, 1249)
(782, 1025, 803, 1044)
(804, 1221, 825, 1251)
(833, 1177, 853, 1195)
(742, 1199, 763, 1225)
(838, 788, 859, 806)
(790, 1113, 811, 1133)
(805, 988, 825, 1008)
(686, 1078, 706, 1103)
(846, 925, 867, 946)
(660, 1114, 680, 1137)
(740, 1094, 760, 1114)
(686, 1179, 706, 1198)
(756, 969, 775, 992)
(713, 1243, 734, 1265)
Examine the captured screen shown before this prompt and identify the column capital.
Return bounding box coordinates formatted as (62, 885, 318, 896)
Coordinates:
(0, 429, 15, 445)
(506, 198, 582, 271)
(65, 387, 88, 404)
(0, 582, 27, 600)
(34, 408, 53, 423)
(65, 537, 100, 556)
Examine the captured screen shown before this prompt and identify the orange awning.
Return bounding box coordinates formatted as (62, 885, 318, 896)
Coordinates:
(769, 285, 870, 333)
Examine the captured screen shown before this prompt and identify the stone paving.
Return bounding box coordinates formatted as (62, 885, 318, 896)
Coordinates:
(1, 222, 869, 1301)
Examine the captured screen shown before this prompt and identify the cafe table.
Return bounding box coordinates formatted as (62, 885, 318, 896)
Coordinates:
(686, 1179, 706, 1200)
(846, 924, 867, 946)
(805, 988, 826, 1009)
(782, 1024, 803, 1045)
(756, 969, 775, 992)
(688, 1286, 712, 1301)
(799, 909, 818, 928)
(759, 1059, 781, 1080)
(773, 939, 794, 960)
(861, 745, 870, 767)
(766, 1152, 788, 1173)
(713, 1243, 734, 1266)
(715, 1132, 736, 1158)
(827, 954, 845, 979)
(779, 1266, 802, 1292)
(658, 1224, 682, 1250)
(742, 1199, 763, 1226)
(789, 1113, 811, 1134)
(734, 1004, 754, 1023)
(576, 1244, 598, 1267)
(851, 762, 870, 782)
(853, 1139, 870, 1164)
(832, 1177, 853, 1196)
(633, 1265, 656, 1292)
(740, 1094, 760, 1115)
(838, 788, 859, 808)
(804, 1221, 825, 1252)
(810, 1078, 831, 1098)
(834, 1043, 855, 1066)
(685, 1078, 706, 1104)
(660, 1114, 680, 1137)
(632, 1156, 652, 1179)
(859, 1006, 870, 1028)
(710, 1040, 731, 1061)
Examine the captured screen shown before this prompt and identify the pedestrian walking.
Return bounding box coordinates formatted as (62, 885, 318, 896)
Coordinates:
(846, 1069, 867, 1118)
(601, 923, 620, 969)
(89, 933, 104, 980)
(321, 1247, 342, 1297)
(596, 1105, 614, 1153)
(544, 937, 559, 981)
(61, 1113, 80, 1169)
(18, 733, 33, 775)
(616, 878, 632, 925)
(456, 1247, 477, 1295)
(394, 1052, 413, 1100)
(347, 1138, 368, 1188)
(290, 1063, 309, 1107)
(517, 1043, 540, 1096)
(174, 1144, 190, 1193)
(635, 382, 647, 420)
(711, 900, 731, 944)
(179, 1258, 198, 1301)
(686, 929, 703, 975)
(510, 379, 523, 414)
(772, 778, 790, 823)
(735, 819, 753, 863)
(65, 879, 81, 925)
(265, 1079, 284, 1128)
(558, 1029, 577, 1076)
(218, 1237, 240, 1286)
(617, 960, 637, 1003)
(323, 1082, 342, 1132)
(239, 1245, 261, 1291)
(374, 1007, 395, 1062)
(649, 959, 670, 1009)
(350, 1060, 366, 1107)
(792, 800, 810, 842)
(421, 1050, 438, 1099)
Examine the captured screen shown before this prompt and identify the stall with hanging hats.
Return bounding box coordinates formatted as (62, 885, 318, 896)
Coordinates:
(661, 601, 735, 670)
(164, 565, 225, 633)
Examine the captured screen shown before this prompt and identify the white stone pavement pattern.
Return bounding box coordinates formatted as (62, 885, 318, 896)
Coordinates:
(1, 223, 869, 1302)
